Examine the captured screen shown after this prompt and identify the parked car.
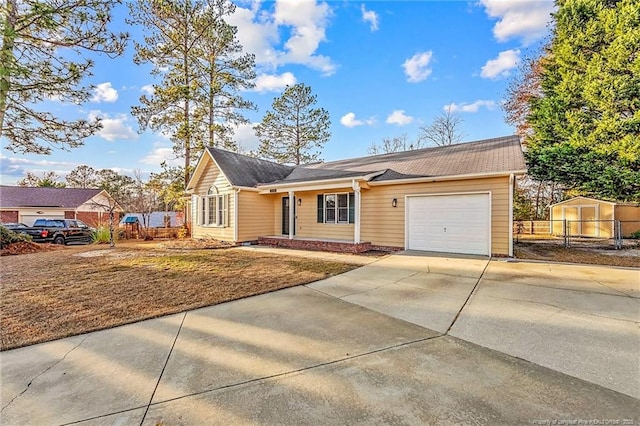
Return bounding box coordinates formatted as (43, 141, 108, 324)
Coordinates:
(1, 222, 29, 230)
(22, 219, 95, 245)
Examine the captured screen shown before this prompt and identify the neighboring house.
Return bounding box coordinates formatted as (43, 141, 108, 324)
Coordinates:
(550, 196, 640, 238)
(119, 212, 185, 228)
(0, 186, 123, 227)
(186, 135, 527, 256)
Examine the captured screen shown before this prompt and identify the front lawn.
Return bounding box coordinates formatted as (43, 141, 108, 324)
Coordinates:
(0, 243, 357, 350)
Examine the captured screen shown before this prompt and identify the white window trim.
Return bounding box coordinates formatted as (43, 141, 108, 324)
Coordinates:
(323, 192, 352, 225)
(200, 187, 228, 227)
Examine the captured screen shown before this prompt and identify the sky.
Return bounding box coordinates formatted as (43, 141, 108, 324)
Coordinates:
(0, 0, 555, 186)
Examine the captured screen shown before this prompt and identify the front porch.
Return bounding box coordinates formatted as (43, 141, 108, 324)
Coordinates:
(258, 236, 372, 254)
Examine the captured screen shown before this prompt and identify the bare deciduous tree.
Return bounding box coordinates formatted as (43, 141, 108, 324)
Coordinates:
(418, 106, 465, 147)
(367, 134, 425, 155)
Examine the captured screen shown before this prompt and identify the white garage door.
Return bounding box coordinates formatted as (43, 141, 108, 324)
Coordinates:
(407, 193, 490, 256)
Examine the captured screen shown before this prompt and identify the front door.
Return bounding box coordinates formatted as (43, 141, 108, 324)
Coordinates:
(282, 196, 296, 235)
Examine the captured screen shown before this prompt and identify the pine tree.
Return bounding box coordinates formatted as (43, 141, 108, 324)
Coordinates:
(129, 0, 255, 186)
(0, 0, 128, 154)
(255, 83, 331, 165)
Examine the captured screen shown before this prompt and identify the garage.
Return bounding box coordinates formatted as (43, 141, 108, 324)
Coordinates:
(406, 193, 491, 256)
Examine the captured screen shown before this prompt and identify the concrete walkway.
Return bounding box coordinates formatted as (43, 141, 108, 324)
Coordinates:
(1, 252, 638, 425)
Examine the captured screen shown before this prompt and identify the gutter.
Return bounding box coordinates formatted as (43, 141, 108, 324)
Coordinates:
(367, 170, 528, 186)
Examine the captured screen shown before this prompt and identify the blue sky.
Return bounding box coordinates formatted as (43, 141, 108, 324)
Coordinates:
(1, 0, 555, 185)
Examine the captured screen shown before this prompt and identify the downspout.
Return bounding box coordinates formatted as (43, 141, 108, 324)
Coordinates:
(509, 173, 514, 257)
(352, 179, 361, 244)
(234, 189, 240, 243)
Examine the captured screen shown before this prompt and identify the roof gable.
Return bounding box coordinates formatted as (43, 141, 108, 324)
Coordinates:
(0, 186, 103, 208)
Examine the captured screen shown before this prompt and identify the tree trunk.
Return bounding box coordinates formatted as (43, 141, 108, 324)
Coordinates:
(0, 0, 17, 138)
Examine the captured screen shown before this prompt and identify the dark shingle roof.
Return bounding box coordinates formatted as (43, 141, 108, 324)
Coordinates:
(0, 186, 102, 208)
(206, 147, 294, 187)
(304, 135, 526, 182)
(205, 135, 525, 187)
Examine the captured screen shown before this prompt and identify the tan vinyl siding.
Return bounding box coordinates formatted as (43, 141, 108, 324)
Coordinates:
(271, 189, 355, 241)
(360, 176, 511, 255)
(237, 191, 277, 241)
(191, 156, 235, 241)
(296, 189, 354, 240)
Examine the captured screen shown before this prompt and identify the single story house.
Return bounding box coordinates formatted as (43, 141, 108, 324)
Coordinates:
(186, 135, 527, 256)
(119, 211, 185, 228)
(0, 186, 123, 227)
(550, 196, 640, 238)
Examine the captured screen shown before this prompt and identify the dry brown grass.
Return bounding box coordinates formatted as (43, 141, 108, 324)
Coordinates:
(515, 241, 639, 268)
(0, 243, 357, 351)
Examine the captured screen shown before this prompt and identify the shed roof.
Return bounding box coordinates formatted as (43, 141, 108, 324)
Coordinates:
(0, 186, 103, 208)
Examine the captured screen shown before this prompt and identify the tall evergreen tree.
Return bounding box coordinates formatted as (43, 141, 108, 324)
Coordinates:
(129, 0, 255, 187)
(0, 0, 128, 154)
(524, 0, 640, 201)
(193, 0, 256, 150)
(255, 83, 331, 165)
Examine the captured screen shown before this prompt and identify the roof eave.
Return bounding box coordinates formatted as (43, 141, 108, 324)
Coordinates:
(367, 169, 528, 186)
(257, 174, 378, 194)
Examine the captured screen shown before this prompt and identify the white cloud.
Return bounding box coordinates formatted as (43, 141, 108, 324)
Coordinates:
(361, 4, 379, 31)
(402, 51, 433, 83)
(340, 112, 363, 128)
(141, 84, 155, 96)
(480, 0, 555, 44)
(88, 111, 138, 142)
(445, 100, 496, 113)
(253, 72, 297, 93)
(229, 0, 336, 75)
(234, 122, 261, 152)
(141, 142, 181, 167)
(481, 49, 520, 79)
(91, 82, 118, 103)
(386, 110, 413, 126)
(340, 112, 375, 128)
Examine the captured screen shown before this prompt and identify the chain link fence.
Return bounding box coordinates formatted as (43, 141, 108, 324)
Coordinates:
(514, 220, 640, 249)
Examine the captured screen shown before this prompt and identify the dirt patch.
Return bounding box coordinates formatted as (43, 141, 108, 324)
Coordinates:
(515, 241, 639, 268)
(0, 244, 358, 351)
(0, 242, 64, 256)
(161, 238, 234, 250)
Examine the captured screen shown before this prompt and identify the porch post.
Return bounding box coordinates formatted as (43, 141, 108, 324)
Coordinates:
(352, 180, 361, 244)
(288, 191, 295, 240)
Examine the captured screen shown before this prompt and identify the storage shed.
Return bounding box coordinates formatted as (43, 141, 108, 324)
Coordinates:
(549, 196, 640, 238)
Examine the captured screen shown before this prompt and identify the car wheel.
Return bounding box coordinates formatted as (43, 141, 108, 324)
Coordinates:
(53, 236, 65, 245)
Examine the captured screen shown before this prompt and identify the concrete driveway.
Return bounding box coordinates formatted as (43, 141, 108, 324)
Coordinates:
(1, 251, 638, 425)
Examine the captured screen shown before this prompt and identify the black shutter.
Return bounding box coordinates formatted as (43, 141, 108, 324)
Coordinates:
(317, 194, 324, 223)
(349, 193, 355, 223)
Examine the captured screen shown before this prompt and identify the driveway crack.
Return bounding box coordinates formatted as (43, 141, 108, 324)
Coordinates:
(444, 259, 491, 334)
(1, 337, 87, 412)
(139, 312, 187, 426)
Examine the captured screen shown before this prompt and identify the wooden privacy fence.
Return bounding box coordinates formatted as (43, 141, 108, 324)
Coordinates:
(512, 221, 551, 235)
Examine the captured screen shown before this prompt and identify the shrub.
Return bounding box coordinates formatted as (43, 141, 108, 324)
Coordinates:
(92, 225, 116, 244)
(629, 230, 640, 239)
(0, 226, 32, 249)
